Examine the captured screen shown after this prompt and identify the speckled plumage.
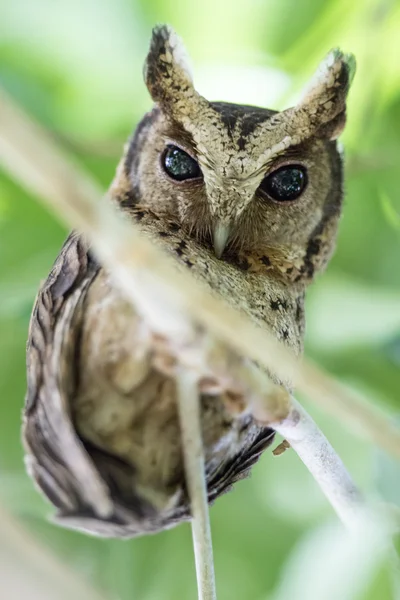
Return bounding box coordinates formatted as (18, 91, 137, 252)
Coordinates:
(23, 26, 354, 537)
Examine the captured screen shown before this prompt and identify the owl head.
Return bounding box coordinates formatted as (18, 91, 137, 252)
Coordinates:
(113, 26, 355, 284)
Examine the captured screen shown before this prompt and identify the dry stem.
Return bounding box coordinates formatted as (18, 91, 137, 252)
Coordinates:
(0, 89, 399, 459)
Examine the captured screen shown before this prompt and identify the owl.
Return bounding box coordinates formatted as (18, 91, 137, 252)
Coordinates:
(23, 26, 355, 537)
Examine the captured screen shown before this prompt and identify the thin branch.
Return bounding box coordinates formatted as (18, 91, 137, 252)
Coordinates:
(176, 370, 217, 600)
(235, 362, 364, 526)
(0, 88, 398, 460)
(274, 398, 363, 528)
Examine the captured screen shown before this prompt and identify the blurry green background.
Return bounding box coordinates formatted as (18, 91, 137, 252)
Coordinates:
(0, 0, 400, 598)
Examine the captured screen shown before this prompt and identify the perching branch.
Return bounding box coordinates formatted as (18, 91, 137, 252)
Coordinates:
(235, 362, 364, 528)
(271, 398, 363, 529)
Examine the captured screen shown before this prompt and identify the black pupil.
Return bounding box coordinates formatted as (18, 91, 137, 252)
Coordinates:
(163, 145, 201, 181)
(261, 166, 307, 202)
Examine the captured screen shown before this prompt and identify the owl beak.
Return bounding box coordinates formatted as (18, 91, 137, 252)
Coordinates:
(213, 223, 230, 259)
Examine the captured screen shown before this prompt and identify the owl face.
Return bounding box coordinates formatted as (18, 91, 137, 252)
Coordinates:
(118, 26, 354, 282)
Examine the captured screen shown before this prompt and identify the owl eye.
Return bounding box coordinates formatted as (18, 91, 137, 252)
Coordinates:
(260, 165, 308, 202)
(162, 145, 201, 181)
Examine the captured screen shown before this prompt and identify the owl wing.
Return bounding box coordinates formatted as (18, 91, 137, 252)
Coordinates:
(23, 232, 118, 520)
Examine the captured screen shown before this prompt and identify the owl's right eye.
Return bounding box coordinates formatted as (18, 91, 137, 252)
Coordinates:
(162, 145, 202, 181)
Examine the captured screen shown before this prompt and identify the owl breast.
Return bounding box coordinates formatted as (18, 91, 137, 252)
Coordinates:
(73, 268, 262, 513)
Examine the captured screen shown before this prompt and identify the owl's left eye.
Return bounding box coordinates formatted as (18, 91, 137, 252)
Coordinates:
(259, 165, 308, 202)
(162, 145, 201, 181)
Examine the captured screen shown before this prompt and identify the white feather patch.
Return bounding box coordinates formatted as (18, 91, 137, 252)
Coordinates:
(165, 25, 193, 82)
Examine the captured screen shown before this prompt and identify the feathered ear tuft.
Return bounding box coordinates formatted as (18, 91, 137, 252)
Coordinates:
(296, 49, 356, 140)
(144, 25, 199, 115)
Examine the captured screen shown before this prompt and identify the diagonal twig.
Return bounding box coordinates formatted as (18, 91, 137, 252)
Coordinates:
(0, 86, 395, 600)
(0, 88, 399, 460)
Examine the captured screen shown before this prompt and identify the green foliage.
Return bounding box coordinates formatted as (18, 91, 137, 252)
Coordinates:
(0, 0, 399, 598)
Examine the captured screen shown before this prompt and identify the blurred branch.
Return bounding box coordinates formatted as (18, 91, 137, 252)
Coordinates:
(0, 87, 399, 460)
(0, 503, 107, 600)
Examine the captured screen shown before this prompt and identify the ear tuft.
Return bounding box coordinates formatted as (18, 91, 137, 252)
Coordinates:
(300, 49, 356, 105)
(144, 25, 194, 107)
(297, 49, 356, 140)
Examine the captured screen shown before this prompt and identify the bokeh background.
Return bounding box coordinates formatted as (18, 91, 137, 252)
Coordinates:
(0, 0, 399, 598)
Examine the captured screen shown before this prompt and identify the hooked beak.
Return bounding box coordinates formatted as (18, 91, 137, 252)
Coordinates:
(213, 222, 230, 259)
